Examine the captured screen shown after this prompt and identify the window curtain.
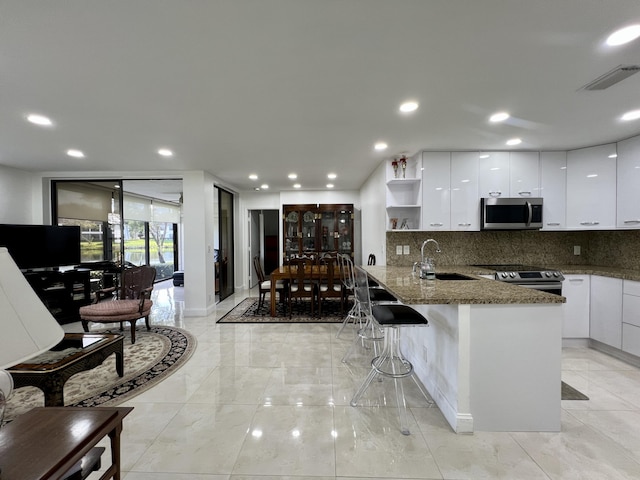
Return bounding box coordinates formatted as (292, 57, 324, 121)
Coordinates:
(56, 183, 113, 221)
(123, 194, 181, 223)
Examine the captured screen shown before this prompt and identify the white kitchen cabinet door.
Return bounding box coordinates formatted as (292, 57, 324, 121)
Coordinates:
(562, 275, 590, 338)
(616, 135, 640, 228)
(540, 152, 567, 230)
(451, 152, 480, 231)
(478, 152, 510, 198)
(422, 152, 451, 230)
(622, 280, 640, 356)
(566, 144, 617, 229)
(509, 152, 540, 198)
(590, 275, 623, 348)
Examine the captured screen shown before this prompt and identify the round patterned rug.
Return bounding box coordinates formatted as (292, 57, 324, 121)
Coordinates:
(2, 325, 196, 424)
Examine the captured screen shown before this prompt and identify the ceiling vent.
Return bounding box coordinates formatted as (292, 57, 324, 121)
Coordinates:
(581, 65, 640, 91)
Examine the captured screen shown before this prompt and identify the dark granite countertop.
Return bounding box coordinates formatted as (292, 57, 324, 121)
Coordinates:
(363, 263, 640, 306)
(362, 265, 565, 305)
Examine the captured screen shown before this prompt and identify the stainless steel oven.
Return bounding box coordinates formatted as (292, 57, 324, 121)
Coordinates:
(473, 264, 564, 295)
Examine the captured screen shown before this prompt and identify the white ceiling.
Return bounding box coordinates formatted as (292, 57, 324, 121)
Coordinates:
(1, 1, 640, 194)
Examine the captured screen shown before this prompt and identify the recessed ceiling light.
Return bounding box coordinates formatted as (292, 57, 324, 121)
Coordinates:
(490, 167, 500, 171)
(606, 24, 640, 46)
(479, 154, 490, 159)
(326, 184, 334, 189)
(66, 149, 85, 158)
(327, 173, 337, 179)
(249, 174, 258, 180)
(489, 112, 510, 123)
(288, 173, 297, 179)
(254, 187, 260, 191)
(158, 148, 173, 157)
(293, 183, 301, 189)
(374, 142, 388, 151)
(609, 153, 618, 158)
(621, 110, 640, 121)
(506, 138, 522, 146)
(26, 114, 53, 126)
(260, 184, 269, 189)
(399, 101, 419, 113)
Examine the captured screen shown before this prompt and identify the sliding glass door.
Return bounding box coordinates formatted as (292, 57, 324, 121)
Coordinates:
(217, 187, 234, 301)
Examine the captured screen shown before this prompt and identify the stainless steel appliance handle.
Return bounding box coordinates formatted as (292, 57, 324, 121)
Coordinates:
(525, 201, 532, 226)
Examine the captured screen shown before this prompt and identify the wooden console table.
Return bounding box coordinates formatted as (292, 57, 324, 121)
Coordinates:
(0, 406, 133, 480)
(7, 333, 124, 406)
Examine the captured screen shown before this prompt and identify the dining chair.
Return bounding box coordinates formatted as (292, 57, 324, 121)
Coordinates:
(287, 257, 316, 318)
(317, 256, 343, 317)
(253, 255, 287, 314)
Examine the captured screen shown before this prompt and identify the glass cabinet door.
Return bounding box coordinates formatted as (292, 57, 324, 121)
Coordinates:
(337, 209, 353, 255)
(284, 210, 300, 259)
(301, 210, 316, 253)
(319, 210, 336, 252)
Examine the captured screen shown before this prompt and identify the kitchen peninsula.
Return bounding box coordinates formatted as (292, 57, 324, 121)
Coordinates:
(363, 265, 565, 434)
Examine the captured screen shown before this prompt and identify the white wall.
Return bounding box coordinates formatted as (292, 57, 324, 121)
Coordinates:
(182, 170, 216, 317)
(0, 165, 38, 224)
(359, 161, 387, 265)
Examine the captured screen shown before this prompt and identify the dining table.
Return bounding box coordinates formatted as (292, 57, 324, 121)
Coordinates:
(269, 263, 338, 316)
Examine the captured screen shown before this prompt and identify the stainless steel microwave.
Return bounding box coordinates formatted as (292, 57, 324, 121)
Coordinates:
(480, 197, 543, 230)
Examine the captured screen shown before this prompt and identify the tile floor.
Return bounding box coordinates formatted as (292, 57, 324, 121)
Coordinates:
(70, 282, 640, 479)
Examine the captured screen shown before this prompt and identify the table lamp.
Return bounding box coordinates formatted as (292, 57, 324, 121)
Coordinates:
(0, 246, 65, 425)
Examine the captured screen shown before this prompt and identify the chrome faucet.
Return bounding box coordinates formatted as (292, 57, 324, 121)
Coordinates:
(421, 239, 441, 263)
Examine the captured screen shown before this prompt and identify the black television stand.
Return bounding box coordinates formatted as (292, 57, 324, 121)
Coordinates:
(23, 268, 92, 324)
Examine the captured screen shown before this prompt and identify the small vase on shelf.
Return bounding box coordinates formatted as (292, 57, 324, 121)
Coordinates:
(392, 159, 399, 178)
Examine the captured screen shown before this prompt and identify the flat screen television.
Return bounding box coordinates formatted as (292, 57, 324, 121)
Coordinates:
(0, 224, 81, 270)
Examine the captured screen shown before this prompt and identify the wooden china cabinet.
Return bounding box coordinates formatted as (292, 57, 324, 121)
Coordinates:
(283, 204, 354, 259)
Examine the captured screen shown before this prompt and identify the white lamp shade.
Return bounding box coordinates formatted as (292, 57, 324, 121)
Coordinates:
(0, 247, 65, 369)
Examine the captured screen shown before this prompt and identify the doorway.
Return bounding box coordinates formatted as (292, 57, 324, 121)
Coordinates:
(249, 209, 279, 287)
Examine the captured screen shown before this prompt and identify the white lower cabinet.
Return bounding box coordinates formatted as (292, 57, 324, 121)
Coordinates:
(562, 275, 590, 338)
(622, 280, 640, 356)
(590, 275, 623, 348)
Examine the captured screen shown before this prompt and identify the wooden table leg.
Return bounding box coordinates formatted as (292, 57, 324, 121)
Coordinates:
(270, 275, 277, 316)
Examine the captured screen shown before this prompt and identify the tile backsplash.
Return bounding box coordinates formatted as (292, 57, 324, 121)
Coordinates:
(386, 230, 640, 270)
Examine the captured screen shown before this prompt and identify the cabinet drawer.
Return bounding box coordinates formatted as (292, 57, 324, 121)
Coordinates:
(623, 293, 640, 327)
(623, 280, 640, 297)
(622, 323, 640, 357)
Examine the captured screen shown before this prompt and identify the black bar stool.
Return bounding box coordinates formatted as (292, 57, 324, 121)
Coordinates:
(349, 267, 433, 435)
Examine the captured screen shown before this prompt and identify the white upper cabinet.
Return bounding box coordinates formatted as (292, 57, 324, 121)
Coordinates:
(616, 135, 640, 229)
(540, 152, 567, 230)
(451, 152, 480, 230)
(509, 152, 540, 198)
(566, 143, 617, 229)
(478, 152, 510, 198)
(422, 152, 451, 230)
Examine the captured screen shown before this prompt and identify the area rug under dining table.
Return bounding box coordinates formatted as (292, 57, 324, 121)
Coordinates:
(2, 325, 196, 424)
(217, 297, 347, 323)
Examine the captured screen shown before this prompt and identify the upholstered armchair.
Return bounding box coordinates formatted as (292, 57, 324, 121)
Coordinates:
(79, 265, 156, 344)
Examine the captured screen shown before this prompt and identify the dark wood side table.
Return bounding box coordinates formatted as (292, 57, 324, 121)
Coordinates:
(0, 406, 133, 480)
(7, 333, 124, 407)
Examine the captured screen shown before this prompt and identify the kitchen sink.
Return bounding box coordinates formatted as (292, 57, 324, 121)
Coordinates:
(435, 273, 477, 281)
